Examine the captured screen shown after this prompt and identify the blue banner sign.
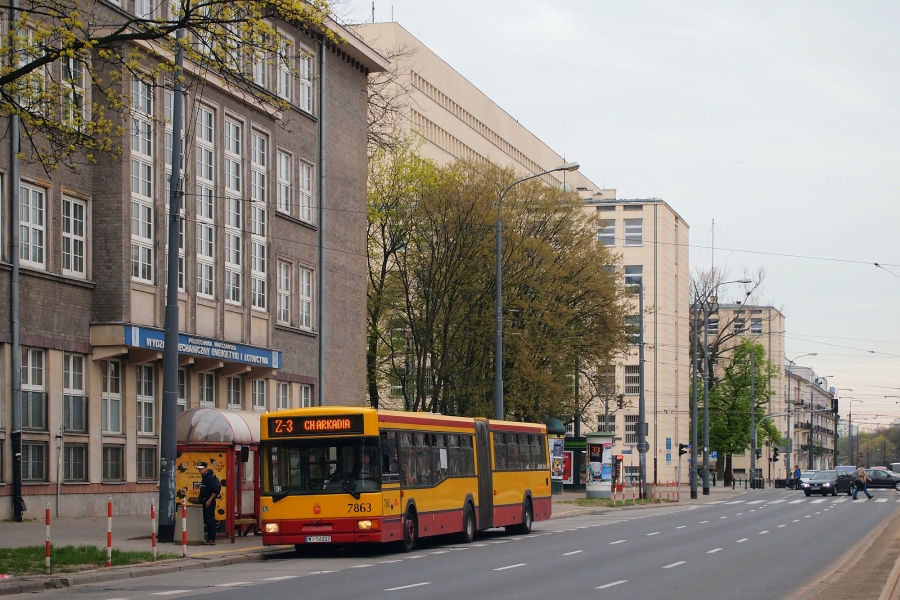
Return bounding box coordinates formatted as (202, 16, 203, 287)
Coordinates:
(126, 326, 281, 369)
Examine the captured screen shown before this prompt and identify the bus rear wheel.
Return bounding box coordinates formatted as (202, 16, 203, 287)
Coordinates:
(401, 510, 418, 552)
(458, 504, 475, 544)
(507, 498, 533, 535)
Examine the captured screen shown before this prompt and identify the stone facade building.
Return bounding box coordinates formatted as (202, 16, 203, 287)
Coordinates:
(0, 5, 387, 518)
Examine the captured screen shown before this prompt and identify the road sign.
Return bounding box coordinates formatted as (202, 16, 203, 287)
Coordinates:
(621, 449, 633, 454)
(711, 451, 718, 460)
(636, 442, 650, 453)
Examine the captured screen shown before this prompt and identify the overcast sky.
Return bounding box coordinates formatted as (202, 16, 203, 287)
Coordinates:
(342, 0, 900, 430)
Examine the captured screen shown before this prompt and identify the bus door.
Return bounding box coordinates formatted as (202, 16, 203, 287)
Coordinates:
(380, 431, 402, 527)
(474, 419, 493, 529)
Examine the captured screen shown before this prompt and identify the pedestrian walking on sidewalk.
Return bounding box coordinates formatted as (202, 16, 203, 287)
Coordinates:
(197, 462, 221, 544)
(853, 465, 873, 500)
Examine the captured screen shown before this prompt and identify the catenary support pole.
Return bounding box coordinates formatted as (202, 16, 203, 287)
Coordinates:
(638, 280, 648, 499)
(158, 30, 184, 544)
(702, 304, 710, 495)
(691, 304, 698, 499)
(10, 0, 24, 524)
(750, 346, 756, 488)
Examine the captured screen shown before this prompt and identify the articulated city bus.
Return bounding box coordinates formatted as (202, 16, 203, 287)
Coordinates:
(259, 407, 551, 551)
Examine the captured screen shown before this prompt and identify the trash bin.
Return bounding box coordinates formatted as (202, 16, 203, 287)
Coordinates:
(754, 477, 765, 489)
(774, 479, 786, 488)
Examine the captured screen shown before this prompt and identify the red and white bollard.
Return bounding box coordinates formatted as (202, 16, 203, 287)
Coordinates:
(181, 502, 187, 558)
(106, 496, 113, 568)
(150, 499, 157, 561)
(45, 503, 51, 575)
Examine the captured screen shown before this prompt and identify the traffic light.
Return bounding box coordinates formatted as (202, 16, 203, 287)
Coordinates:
(755, 448, 762, 460)
(616, 395, 624, 409)
(832, 398, 839, 416)
(679, 443, 689, 456)
(772, 447, 780, 462)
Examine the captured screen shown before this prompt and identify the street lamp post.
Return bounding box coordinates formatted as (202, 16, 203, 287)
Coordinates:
(494, 162, 579, 421)
(694, 278, 751, 496)
(785, 353, 816, 485)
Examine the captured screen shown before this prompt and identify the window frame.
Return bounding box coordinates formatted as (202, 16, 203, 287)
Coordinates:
(624, 365, 640, 396)
(276, 381, 290, 410)
(102, 445, 125, 482)
(277, 260, 291, 325)
(624, 218, 643, 246)
(597, 219, 615, 246)
(101, 359, 123, 434)
(63, 352, 87, 433)
(251, 379, 266, 412)
(63, 443, 88, 482)
(19, 182, 47, 270)
(276, 150, 292, 215)
(299, 161, 313, 223)
(299, 266, 313, 330)
(136, 363, 155, 436)
(22, 442, 48, 482)
(227, 375, 243, 410)
(137, 445, 158, 480)
(131, 76, 155, 284)
(199, 372, 216, 407)
(61, 196, 87, 278)
(21, 348, 47, 430)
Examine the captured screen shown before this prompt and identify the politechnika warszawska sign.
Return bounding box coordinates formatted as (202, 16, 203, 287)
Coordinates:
(125, 325, 281, 369)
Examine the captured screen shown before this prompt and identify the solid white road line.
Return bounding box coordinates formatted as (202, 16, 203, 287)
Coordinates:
(494, 564, 526, 571)
(380, 559, 403, 563)
(596, 580, 628, 589)
(663, 561, 686, 569)
(707, 548, 722, 554)
(563, 550, 583, 556)
(430, 551, 449, 555)
(214, 582, 252, 587)
(736, 538, 748, 543)
(725, 501, 745, 505)
(151, 593, 193, 596)
(610, 540, 626, 545)
(264, 576, 300, 580)
(385, 583, 431, 591)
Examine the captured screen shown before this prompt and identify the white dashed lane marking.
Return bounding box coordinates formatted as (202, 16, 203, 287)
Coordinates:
(663, 561, 686, 569)
(596, 580, 628, 590)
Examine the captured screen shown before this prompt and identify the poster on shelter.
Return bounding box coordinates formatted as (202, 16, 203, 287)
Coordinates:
(175, 450, 228, 526)
(550, 438, 565, 480)
(563, 451, 573, 485)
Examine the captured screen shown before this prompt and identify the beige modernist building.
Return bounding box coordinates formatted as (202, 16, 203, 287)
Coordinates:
(708, 305, 788, 481)
(786, 365, 837, 472)
(350, 22, 599, 193)
(585, 194, 690, 485)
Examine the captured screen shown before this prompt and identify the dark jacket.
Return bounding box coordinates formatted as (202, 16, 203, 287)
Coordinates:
(198, 470, 221, 504)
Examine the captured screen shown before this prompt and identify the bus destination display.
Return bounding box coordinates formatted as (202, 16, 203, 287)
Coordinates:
(268, 415, 365, 437)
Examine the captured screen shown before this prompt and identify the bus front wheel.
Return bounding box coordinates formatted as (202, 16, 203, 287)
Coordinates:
(507, 498, 533, 535)
(402, 510, 418, 552)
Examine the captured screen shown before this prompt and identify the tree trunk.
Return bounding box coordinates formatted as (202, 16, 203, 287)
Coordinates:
(724, 454, 733, 486)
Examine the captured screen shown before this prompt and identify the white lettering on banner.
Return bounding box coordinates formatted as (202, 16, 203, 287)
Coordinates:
(141, 334, 270, 366)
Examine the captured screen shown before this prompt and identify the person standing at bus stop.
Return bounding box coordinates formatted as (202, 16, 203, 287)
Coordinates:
(198, 462, 221, 545)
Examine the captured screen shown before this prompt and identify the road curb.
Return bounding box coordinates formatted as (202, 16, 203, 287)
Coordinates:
(0, 549, 282, 596)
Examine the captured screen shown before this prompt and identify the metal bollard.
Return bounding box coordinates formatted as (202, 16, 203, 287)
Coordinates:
(151, 499, 157, 561)
(45, 503, 51, 575)
(106, 496, 113, 568)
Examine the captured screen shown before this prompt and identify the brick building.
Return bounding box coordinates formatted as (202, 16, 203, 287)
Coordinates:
(0, 6, 387, 518)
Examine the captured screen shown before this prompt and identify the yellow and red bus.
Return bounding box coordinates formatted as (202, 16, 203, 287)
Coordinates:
(259, 407, 551, 551)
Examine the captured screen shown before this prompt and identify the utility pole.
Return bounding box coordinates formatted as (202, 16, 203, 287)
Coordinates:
(808, 389, 814, 470)
(702, 304, 710, 496)
(750, 344, 756, 488)
(638, 280, 648, 499)
(158, 31, 184, 544)
(690, 304, 698, 499)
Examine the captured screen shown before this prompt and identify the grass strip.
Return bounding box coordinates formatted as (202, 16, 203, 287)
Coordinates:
(0, 545, 179, 577)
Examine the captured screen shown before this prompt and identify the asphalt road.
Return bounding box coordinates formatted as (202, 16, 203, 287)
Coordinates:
(45, 488, 900, 600)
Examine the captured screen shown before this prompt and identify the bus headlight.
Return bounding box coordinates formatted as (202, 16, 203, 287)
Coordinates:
(357, 520, 373, 530)
(264, 523, 280, 533)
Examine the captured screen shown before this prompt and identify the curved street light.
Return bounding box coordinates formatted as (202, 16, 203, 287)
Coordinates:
(693, 278, 752, 497)
(494, 162, 580, 421)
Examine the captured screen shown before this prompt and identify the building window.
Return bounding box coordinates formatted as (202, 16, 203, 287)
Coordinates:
(137, 446, 158, 480)
(276, 381, 290, 410)
(177, 368, 187, 414)
(63, 353, 87, 433)
(277, 151, 292, 215)
(299, 162, 313, 223)
(624, 415, 639, 444)
(21, 348, 47, 430)
(252, 379, 266, 412)
(253, 46, 268, 88)
(597, 220, 615, 246)
(225, 194, 242, 305)
(136, 364, 155, 435)
(62, 196, 86, 278)
(196, 185, 215, 297)
(277, 260, 291, 325)
(625, 316, 641, 345)
(101, 359, 122, 434)
(624, 218, 643, 246)
(251, 204, 267, 310)
(62, 58, 87, 128)
(300, 384, 313, 407)
(227, 376, 243, 410)
(102, 445, 125, 482)
(624, 265, 642, 291)
(19, 183, 46, 269)
(733, 318, 746, 335)
(299, 52, 312, 113)
(598, 415, 615, 434)
(64, 444, 87, 482)
(299, 267, 313, 330)
(199, 372, 215, 406)
(135, 0, 153, 18)
(276, 35, 294, 102)
(624, 365, 640, 395)
(131, 77, 154, 284)
(22, 442, 47, 482)
(750, 318, 763, 335)
(707, 317, 719, 335)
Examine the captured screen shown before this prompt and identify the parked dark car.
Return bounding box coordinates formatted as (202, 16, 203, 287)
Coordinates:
(865, 468, 900, 490)
(802, 470, 854, 496)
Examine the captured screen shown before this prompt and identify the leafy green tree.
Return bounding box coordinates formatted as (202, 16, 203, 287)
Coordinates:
(699, 338, 779, 485)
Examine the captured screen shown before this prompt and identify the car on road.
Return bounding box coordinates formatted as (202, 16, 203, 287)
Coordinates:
(865, 468, 900, 490)
(799, 470, 818, 486)
(802, 470, 854, 496)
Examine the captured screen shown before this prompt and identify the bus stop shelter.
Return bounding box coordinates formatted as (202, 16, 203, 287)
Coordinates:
(176, 408, 261, 542)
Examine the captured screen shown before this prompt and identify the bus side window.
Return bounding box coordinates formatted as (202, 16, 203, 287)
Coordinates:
(400, 432, 415, 486)
(381, 430, 399, 481)
(448, 435, 459, 476)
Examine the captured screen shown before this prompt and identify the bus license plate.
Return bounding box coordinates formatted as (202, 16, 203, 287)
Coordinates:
(306, 536, 331, 543)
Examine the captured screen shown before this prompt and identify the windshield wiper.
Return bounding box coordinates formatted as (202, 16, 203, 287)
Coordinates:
(271, 490, 297, 503)
(341, 479, 361, 500)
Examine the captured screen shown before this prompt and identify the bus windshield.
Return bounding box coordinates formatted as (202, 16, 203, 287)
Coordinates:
(264, 437, 381, 498)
